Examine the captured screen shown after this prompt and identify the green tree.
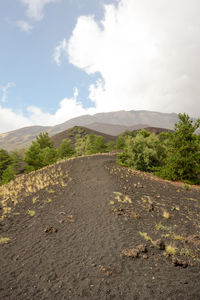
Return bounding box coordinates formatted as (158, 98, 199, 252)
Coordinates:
(57, 139, 75, 159)
(24, 142, 43, 172)
(116, 136, 125, 149)
(24, 132, 57, 172)
(36, 132, 54, 149)
(1, 166, 15, 185)
(160, 113, 200, 182)
(0, 149, 12, 180)
(75, 134, 107, 155)
(39, 147, 58, 167)
(106, 141, 116, 152)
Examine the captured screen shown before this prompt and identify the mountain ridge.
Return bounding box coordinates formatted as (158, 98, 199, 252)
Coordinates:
(0, 110, 196, 151)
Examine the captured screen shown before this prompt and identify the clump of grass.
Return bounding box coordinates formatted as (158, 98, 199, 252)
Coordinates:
(172, 233, 184, 241)
(109, 200, 115, 205)
(32, 196, 38, 204)
(113, 192, 132, 204)
(0, 237, 11, 244)
(183, 184, 190, 190)
(27, 210, 35, 216)
(162, 210, 170, 219)
(48, 190, 55, 194)
(180, 247, 191, 257)
(155, 223, 171, 231)
(165, 244, 177, 255)
(139, 232, 154, 244)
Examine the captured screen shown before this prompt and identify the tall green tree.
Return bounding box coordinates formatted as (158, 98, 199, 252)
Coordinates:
(36, 132, 54, 149)
(160, 113, 200, 182)
(24, 132, 56, 172)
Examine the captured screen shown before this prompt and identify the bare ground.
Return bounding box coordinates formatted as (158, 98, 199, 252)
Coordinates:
(0, 154, 200, 299)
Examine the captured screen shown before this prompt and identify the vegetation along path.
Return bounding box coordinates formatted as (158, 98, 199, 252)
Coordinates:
(0, 154, 200, 299)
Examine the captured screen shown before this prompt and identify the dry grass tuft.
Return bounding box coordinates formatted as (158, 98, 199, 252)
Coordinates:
(0, 237, 11, 244)
(165, 244, 177, 256)
(27, 210, 35, 217)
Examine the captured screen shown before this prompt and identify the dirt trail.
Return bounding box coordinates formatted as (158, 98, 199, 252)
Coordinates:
(0, 154, 200, 299)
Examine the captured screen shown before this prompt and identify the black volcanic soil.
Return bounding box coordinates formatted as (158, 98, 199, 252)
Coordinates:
(0, 154, 200, 299)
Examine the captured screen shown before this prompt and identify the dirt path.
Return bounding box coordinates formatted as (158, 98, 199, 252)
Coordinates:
(0, 154, 200, 299)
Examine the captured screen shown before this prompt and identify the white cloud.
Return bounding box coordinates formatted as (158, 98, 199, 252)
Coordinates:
(20, 0, 59, 21)
(67, 0, 200, 118)
(27, 88, 95, 126)
(17, 20, 33, 32)
(53, 39, 68, 66)
(0, 106, 31, 133)
(0, 82, 16, 103)
(0, 88, 95, 133)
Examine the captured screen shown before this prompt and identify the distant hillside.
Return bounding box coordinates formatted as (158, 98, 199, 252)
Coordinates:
(49, 110, 179, 135)
(51, 126, 117, 148)
(0, 125, 51, 152)
(0, 110, 196, 151)
(86, 123, 150, 136)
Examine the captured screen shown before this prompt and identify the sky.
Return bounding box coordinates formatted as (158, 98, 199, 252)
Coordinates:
(1, 0, 200, 133)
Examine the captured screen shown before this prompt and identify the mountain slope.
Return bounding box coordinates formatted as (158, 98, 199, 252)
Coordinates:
(51, 126, 117, 148)
(0, 154, 200, 299)
(0, 110, 194, 151)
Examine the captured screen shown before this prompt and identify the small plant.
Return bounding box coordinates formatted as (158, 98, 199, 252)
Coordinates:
(0, 237, 11, 244)
(183, 184, 190, 190)
(165, 244, 177, 255)
(32, 196, 38, 204)
(172, 233, 184, 241)
(162, 210, 170, 219)
(27, 210, 35, 216)
(155, 223, 171, 231)
(139, 232, 154, 244)
(180, 247, 191, 257)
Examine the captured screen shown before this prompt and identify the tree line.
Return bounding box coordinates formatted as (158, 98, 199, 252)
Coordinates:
(0, 113, 199, 185)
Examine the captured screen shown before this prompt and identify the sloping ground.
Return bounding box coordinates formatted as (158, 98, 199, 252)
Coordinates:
(51, 126, 117, 148)
(0, 154, 200, 299)
(0, 126, 51, 152)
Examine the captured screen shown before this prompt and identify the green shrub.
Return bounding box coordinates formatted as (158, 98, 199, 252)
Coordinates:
(116, 136, 125, 149)
(1, 166, 15, 185)
(117, 131, 165, 172)
(57, 139, 75, 159)
(75, 134, 107, 155)
(0, 149, 12, 180)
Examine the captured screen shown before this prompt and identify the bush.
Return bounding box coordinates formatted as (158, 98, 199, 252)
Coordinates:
(75, 134, 107, 155)
(116, 136, 125, 149)
(117, 131, 165, 172)
(1, 166, 15, 185)
(106, 141, 116, 152)
(57, 139, 75, 159)
(0, 149, 12, 180)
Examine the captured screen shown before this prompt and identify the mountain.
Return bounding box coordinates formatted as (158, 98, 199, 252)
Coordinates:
(0, 125, 51, 152)
(51, 126, 117, 148)
(0, 110, 189, 151)
(85, 123, 151, 135)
